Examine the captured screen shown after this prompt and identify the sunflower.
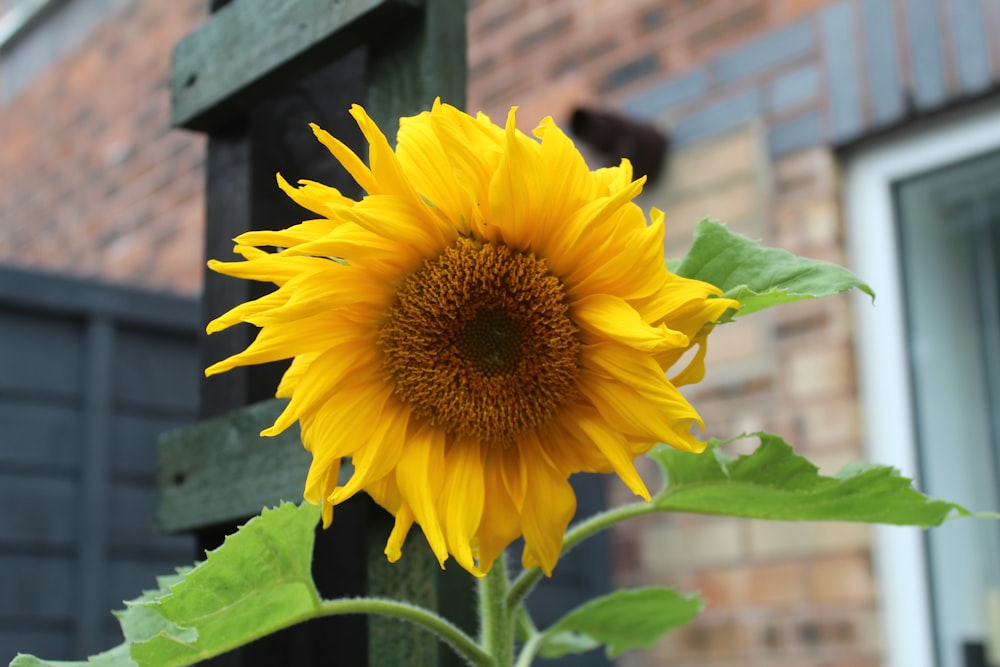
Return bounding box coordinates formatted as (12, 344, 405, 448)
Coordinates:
(206, 101, 738, 577)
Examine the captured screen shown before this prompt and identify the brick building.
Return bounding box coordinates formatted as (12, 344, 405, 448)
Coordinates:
(466, 2, 1000, 666)
(2, 1, 1000, 666)
(0, 0, 206, 295)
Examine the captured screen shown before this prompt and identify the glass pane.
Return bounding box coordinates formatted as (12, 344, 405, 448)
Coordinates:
(895, 149, 1000, 667)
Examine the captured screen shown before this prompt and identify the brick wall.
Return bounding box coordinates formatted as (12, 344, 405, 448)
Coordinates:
(467, 1, 1000, 666)
(606, 123, 874, 667)
(470, 0, 1000, 153)
(469, 0, 832, 130)
(0, 0, 207, 296)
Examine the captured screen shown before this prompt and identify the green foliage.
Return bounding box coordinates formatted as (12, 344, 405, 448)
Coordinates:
(538, 588, 703, 659)
(650, 433, 971, 524)
(674, 219, 875, 322)
(11, 502, 322, 667)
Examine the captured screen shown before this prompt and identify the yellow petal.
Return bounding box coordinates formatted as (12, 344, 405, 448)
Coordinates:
(206, 252, 327, 287)
(366, 472, 402, 514)
(519, 445, 576, 576)
(385, 504, 415, 563)
(547, 415, 620, 473)
(302, 456, 341, 529)
(263, 340, 377, 436)
(335, 194, 450, 257)
(275, 351, 319, 398)
(205, 288, 288, 334)
(583, 341, 678, 405)
(572, 409, 650, 501)
(348, 105, 419, 200)
(281, 221, 404, 265)
(499, 444, 528, 511)
(564, 208, 667, 301)
(438, 439, 486, 577)
(235, 217, 338, 248)
(297, 371, 393, 463)
(577, 368, 703, 445)
(476, 446, 523, 572)
(246, 268, 386, 328)
(669, 328, 711, 387)
(396, 112, 477, 234)
(204, 312, 346, 376)
(329, 402, 411, 504)
(310, 121, 379, 195)
(394, 422, 449, 567)
(276, 174, 355, 220)
(573, 293, 689, 352)
(543, 178, 645, 277)
(638, 275, 736, 333)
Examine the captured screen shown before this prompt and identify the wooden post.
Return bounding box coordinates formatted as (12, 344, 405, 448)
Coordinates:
(161, 1, 470, 664)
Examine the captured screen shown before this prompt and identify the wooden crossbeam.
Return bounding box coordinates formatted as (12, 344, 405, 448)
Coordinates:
(171, 0, 422, 131)
(158, 398, 321, 532)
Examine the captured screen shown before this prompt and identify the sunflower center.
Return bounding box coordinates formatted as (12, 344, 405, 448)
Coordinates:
(378, 238, 580, 445)
(457, 309, 522, 374)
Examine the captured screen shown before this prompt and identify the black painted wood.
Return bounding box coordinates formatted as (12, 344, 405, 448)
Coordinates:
(0, 266, 199, 660)
(171, 0, 421, 131)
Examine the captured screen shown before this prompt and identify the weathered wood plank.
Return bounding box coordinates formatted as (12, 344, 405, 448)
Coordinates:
(199, 52, 367, 421)
(365, 0, 465, 137)
(74, 316, 114, 657)
(199, 123, 259, 420)
(171, 0, 422, 131)
(0, 265, 199, 333)
(366, 510, 441, 665)
(157, 399, 342, 533)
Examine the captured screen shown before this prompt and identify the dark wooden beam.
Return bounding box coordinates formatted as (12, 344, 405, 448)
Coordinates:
(0, 265, 198, 332)
(171, 0, 422, 131)
(365, 0, 465, 137)
(158, 399, 321, 533)
(73, 315, 115, 657)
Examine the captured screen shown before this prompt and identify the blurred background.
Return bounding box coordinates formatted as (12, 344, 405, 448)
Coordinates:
(2, 0, 1000, 666)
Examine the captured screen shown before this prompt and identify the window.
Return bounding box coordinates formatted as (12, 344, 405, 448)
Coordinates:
(846, 100, 1000, 667)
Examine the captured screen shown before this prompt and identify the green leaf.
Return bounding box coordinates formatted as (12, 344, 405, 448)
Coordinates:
(539, 587, 703, 659)
(10, 570, 197, 667)
(674, 219, 874, 322)
(650, 433, 973, 524)
(10, 502, 322, 667)
(130, 502, 321, 666)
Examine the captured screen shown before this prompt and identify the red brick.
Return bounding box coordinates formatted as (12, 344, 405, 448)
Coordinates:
(807, 554, 876, 605)
(0, 0, 206, 296)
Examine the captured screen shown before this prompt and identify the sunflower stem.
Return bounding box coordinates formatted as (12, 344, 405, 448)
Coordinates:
(316, 597, 492, 667)
(512, 630, 543, 667)
(480, 554, 514, 666)
(506, 500, 653, 613)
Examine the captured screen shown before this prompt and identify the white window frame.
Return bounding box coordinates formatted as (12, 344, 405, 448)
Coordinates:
(0, 0, 59, 49)
(843, 98, 1000, 667)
